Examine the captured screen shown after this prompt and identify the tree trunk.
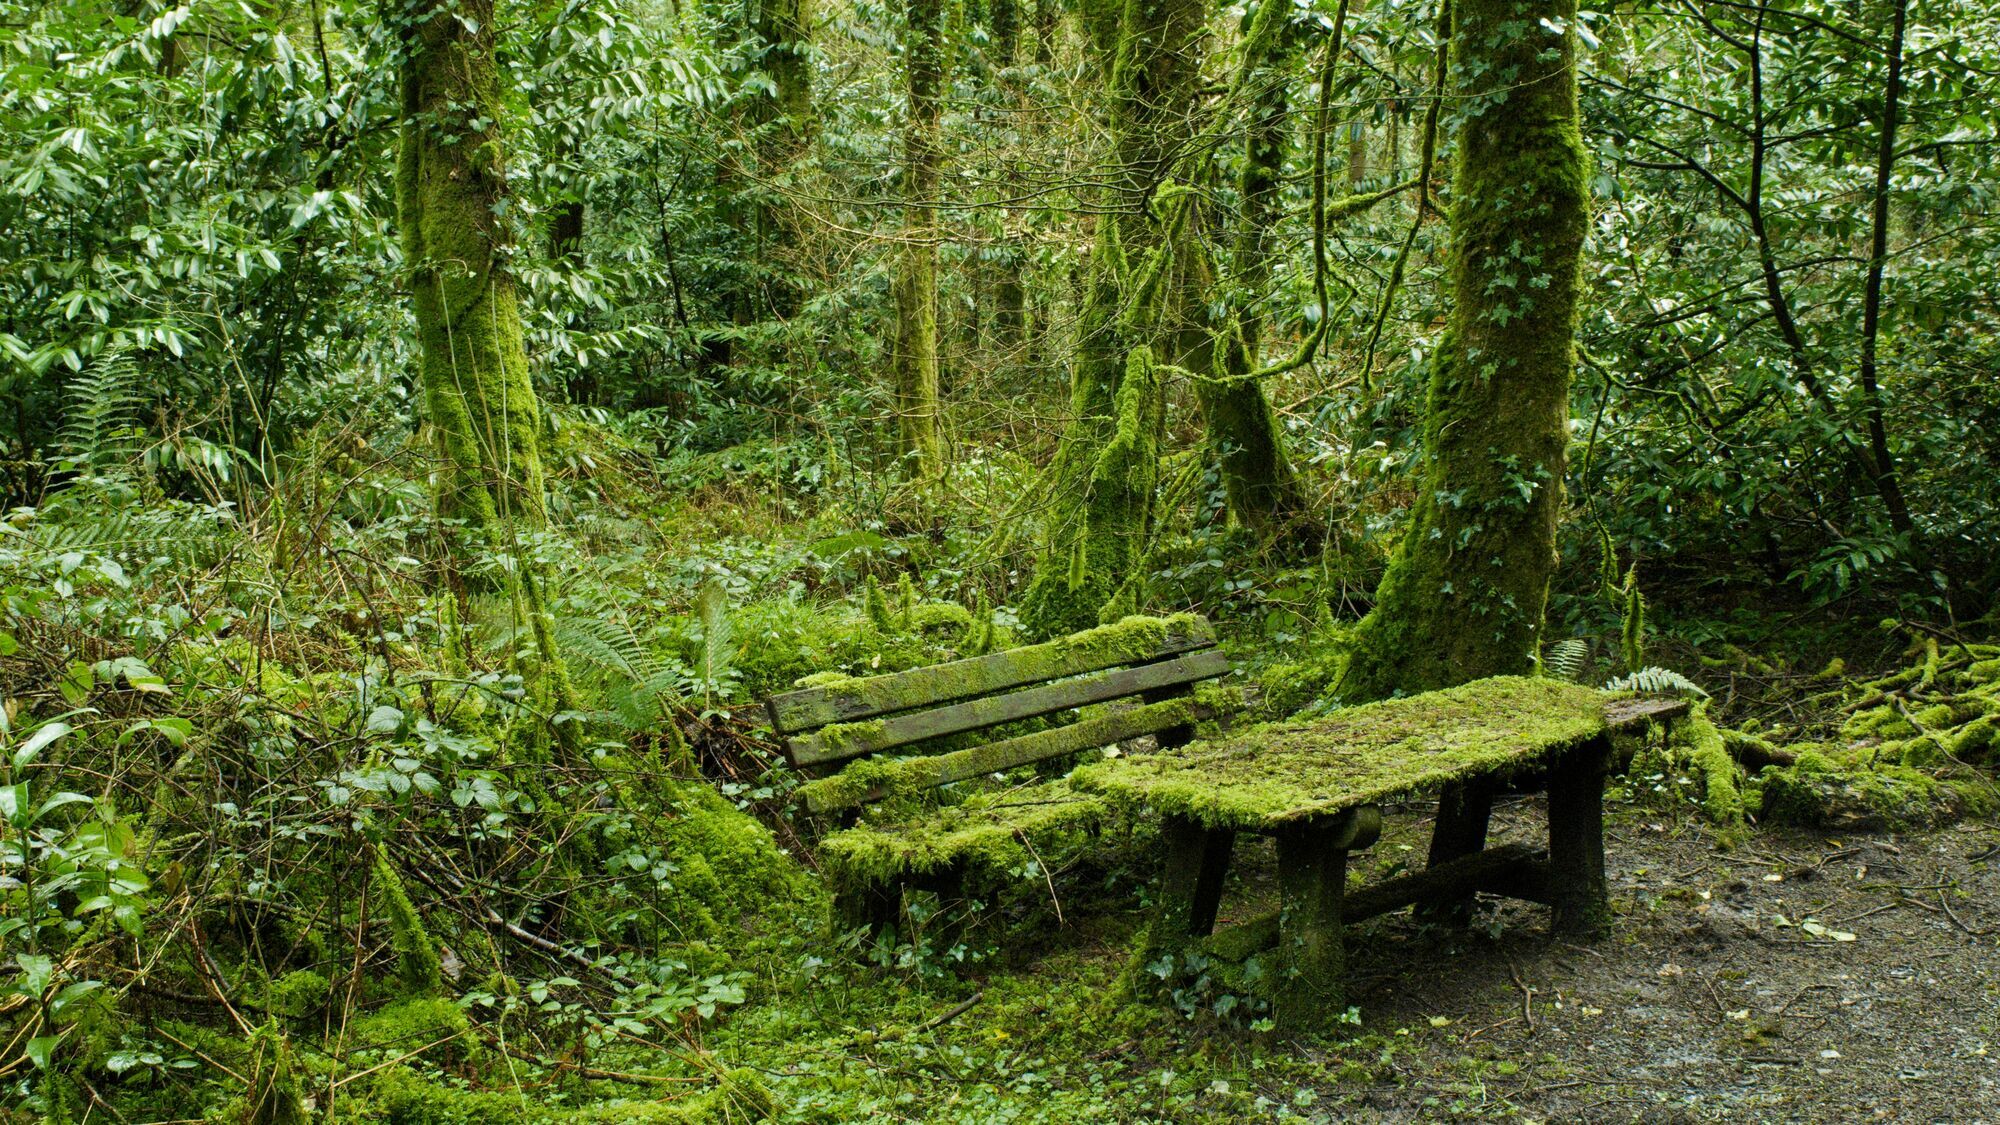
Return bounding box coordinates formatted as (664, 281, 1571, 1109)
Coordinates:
(1200, 0, 1315, 543)
(391, 0, 578, 742)
(1016, 0, 1206, 637)
(892, 0, 946, 477)
(751, 0, 816, 319)
(1337, 0, 1589, 700)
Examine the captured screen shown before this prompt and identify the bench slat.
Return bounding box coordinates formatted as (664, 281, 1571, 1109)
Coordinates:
(784, 650, 1230, 767)
(766, 614, 1216, 734)
(804, 695, 1216, 813)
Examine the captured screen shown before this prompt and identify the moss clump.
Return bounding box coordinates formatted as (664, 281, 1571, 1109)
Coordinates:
(1676, 707, 1746, 829)
(651, 780, 817, 946)
(818, 781, 1109, 885)
(360, 1065, 532, 1125)
(1075, 676, 1610, 829)
(373, 847, 444, 997)
(1754, 748, 1963, 831)
(266, 969, 332, 1020)
(575, 1068, 777, 1123)
(353, 997, 478, 1071)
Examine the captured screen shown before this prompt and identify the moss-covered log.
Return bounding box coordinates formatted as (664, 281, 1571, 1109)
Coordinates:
(1335, 0, 1589, 700)
(891, 0, 945, 476)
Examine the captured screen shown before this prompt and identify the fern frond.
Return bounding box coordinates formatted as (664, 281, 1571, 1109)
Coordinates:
(695, 579, 733, 707)
(58, 349, 148, 469)
(1603, 666, 1709, 698)
(1544, 637, 1590, 682)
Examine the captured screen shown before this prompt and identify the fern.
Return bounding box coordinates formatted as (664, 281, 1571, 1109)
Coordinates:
(694, 579, 734, 708)
(1544, 637, 1591, 682)
(546, 612, 688, 730)
(57, 348, 148, 470)
(1603, 666, 1709, 698)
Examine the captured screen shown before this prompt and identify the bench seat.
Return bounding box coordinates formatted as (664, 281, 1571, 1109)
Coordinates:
(815, 779, 1107, 885)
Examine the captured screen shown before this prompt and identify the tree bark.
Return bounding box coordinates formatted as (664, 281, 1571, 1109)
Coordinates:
(892, 0, 946, 476)
(1200, 0, 1316, 543)
(1337, 0, 1589, 699)
(390, 0, 579, 742)
(1016, 0, 1207, 637)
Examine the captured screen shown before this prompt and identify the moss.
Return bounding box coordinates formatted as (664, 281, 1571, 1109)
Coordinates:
(1075, 676, 1610, 829)
(1019, 347, 1166, 637)
(238, 1021, 307, 1125)
(352, 997, 478, 1072)
(769, 613, 1213, 729)
(373, 847, 444, 997)
(650, 780, 817, 946)
(1677, 707, 1745, 827)
(575, 1069, 776, 1123)
(1331, 0, 1590, 703)
(1755, 751, 1958, 832)
(891, 0, 945, 478)
(795, 753, 943, 814)
(360, 1065, 532, 1125)
(266, 969, 331, 1020)
(1947, 714, 1998, 762)
(817, 781, 1109, 884)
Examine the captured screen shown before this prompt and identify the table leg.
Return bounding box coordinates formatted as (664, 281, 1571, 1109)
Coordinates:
(1547, 736, 1612, 938)
(1274, 822, 1349, 1031)
(1422, 779, 1494, 922)
(1154, 814, 1235, 943)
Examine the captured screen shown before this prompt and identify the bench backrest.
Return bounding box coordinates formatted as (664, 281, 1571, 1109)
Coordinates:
(766, 614, 1231, 813)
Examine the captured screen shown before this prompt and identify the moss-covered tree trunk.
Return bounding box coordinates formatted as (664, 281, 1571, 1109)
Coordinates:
(1336, 0, 1588, 700)
(891, 0, 945, 476)
(1017, 0, 1206, 637)
(1201, 0, 1314, 542)
(391, 0, 578, 739)
(393, 0, 549, 538)
(751, 0, 815, 319)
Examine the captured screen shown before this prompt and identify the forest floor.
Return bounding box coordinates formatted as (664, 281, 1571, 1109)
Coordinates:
(775, 796, 2000, 1123)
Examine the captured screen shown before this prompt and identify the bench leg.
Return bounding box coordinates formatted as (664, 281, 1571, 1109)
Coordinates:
(834, 879, 901, 945)
(1547, 737, 1612, 939)
(1273, 822, 1350, 1031)
(1421, 779, 1494, 922)
(909, 864, 968, 950)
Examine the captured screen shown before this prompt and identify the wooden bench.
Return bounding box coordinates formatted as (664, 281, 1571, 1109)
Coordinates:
(764, 613, 1240, 938)
(1072, 676, 1687, 1030)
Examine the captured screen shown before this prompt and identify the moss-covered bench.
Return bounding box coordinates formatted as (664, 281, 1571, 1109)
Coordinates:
(763, 614, 1238, 938)
(1071, 676, 1687, 1029)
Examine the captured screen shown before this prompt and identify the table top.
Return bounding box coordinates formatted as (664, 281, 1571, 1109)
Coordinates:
(1071, 676, 1668, 832)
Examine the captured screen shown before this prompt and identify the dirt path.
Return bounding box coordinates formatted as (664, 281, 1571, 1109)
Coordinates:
(1301, 802, 2000, 1121)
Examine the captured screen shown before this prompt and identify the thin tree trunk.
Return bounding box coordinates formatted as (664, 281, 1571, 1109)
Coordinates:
(1337, 0, 1589, 700)
(892, 0, 945, 476)
(1857, 0, 1914, 537)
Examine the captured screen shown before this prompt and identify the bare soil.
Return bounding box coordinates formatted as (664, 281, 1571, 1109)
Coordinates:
(1280, 798, 2000, 1122)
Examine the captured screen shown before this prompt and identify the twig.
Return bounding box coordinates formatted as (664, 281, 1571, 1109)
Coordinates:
(1506, 958, 1536, 1036)
(1936, 890, 1993, 936)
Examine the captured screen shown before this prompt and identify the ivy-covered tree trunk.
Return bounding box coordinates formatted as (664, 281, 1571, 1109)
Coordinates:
(1202, 0, 1314, 542)
(1017, 0, 1206, 637)
(390, 0, 578, 740)
(1337, 0, 1588, 700)
(891, 0, 945, 476)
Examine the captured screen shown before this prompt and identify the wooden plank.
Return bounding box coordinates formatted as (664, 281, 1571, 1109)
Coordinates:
(766, 615, 1217, 734)
(1604, 696, 1690, 731)
(784, 650, 1229, 767)
(804, 696, 1214, 813)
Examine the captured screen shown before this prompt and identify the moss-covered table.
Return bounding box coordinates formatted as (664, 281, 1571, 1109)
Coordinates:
(1070, 676, 1686, 1029)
